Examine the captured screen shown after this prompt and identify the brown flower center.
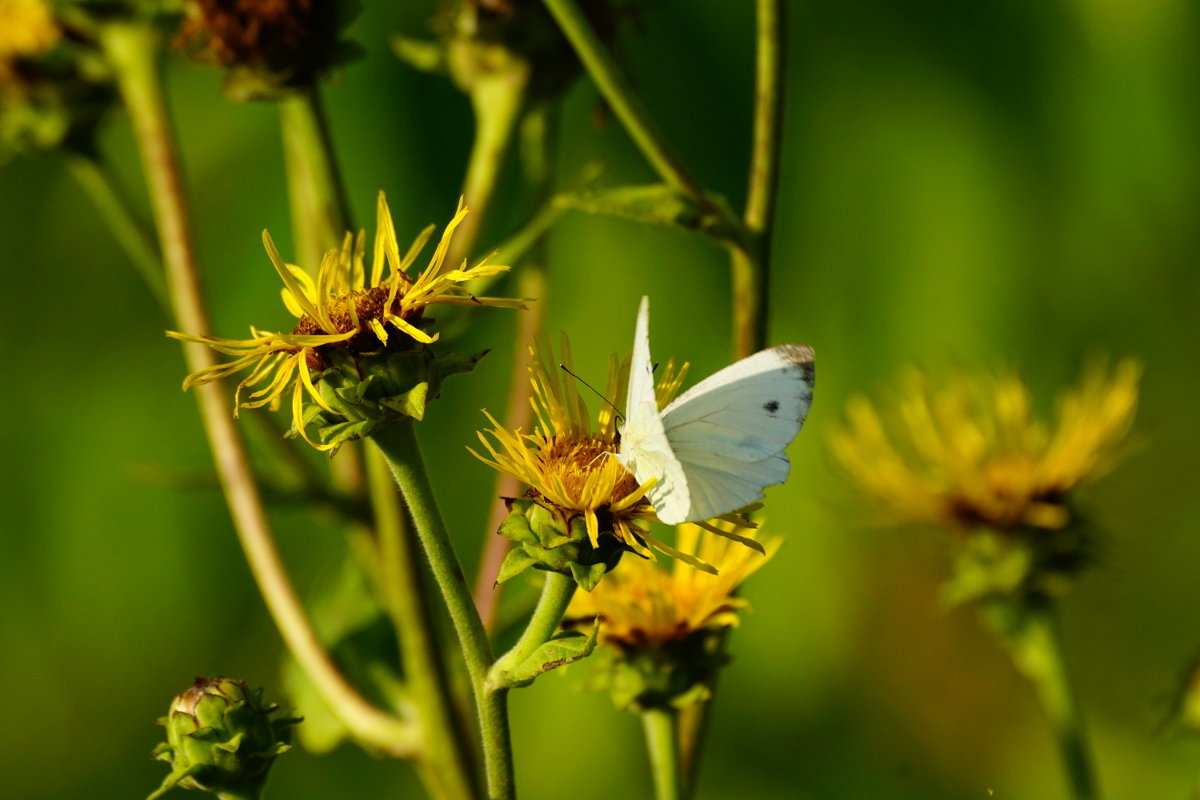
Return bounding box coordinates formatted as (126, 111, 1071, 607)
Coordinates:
(539, 436, 640, 508)
(291, 285, 392, 337)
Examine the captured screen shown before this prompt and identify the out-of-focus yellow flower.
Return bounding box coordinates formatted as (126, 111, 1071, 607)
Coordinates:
(0, 0, 59, 64)
(169, 192, 520, 449)
(569, 519, 780, 647)
(828, 360, 1140, 533)
(472, 337, 695, 564)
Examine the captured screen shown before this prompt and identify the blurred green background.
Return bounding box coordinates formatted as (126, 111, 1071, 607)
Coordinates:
(2, 1, 1199, 798)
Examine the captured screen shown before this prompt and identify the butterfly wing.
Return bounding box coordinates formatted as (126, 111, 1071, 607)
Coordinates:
(616, 297, 692, 523)
(656, 344, 815, 523)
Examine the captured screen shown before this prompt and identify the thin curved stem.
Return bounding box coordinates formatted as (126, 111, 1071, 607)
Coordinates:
(730, 0, 787, 360)
(63, 151, 170, 314)
(372, 419, 514, 800)
(642, 708, 683, 800)
(474, 103, 556, 631)
(447, 63, 528, 271)
(540, 0, 739, 233)
(487, 571, 577, 687)
(102, 21, 416, 757)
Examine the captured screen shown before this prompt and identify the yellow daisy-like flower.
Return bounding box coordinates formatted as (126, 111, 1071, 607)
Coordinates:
(0, 0, 59, 64)
(471, 336, 707, 566)
(828, 359, 1140, 533)
(569, 519, 780, 647)
(168, 192, 521, 449)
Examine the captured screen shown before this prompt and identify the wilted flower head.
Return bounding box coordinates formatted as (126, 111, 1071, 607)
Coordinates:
(169, 193, 521, 450)
(175, 0, 359, 98)
(565, 520, 779, 710)
(473, 336, 728, 587)
(829, 359, 1140, 534)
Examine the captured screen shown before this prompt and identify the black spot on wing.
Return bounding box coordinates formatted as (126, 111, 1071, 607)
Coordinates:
(764, 400, 780, 414)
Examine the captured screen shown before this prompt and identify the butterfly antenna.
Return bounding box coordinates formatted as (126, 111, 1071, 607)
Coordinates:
(559, 364, 624, 422)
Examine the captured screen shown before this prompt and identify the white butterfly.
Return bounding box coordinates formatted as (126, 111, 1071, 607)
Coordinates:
(616, 296, 815, 525)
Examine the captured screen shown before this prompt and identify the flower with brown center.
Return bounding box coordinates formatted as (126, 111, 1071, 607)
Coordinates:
(828, 360, 1140, 533)
(564, 519, 779, 710)
(169, 192, 521, 450)
(473, 336, 750, 587)
(829, 359, 1140, 605)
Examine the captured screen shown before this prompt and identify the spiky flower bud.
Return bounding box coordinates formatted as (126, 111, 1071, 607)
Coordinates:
(148, 677, 300, 800)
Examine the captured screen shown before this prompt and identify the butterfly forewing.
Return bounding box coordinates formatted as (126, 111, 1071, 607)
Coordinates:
(661, 345, 814, 461)
(618, 297, 815, 526)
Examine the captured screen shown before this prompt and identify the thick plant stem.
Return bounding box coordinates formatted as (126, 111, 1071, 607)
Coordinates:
(373, 419, 515, 800)
(1006, 606, 1102, 800)
(279, 89, 353, 269)
(64, 152, 170, 313)
(102, 22, 416, 757)
(367, 448, 480, 800)
(488, 571, 577, 686)
(541, 0, 736, 231)
(642, 709, 683, 800)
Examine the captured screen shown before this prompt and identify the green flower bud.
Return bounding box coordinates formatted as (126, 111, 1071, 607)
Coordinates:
(495, 497, 629, 591)
(148, 677, 300, 800)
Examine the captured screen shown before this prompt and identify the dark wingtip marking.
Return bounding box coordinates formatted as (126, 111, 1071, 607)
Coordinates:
(771, 343, 816, 386)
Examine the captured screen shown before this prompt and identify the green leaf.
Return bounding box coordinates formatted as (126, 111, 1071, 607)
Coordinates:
(554, 184, 737, 241)
(496, 619, 600, 689)
(495, 548, 539, 585)
(569, 560, 608, 592)
(379, 382, 429, 420)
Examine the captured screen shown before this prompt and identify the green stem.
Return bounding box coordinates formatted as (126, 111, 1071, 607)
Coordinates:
(1007, 607, 1102, 800)
(277, 80, 367, 529)
(279, 88, 353, 268)
(487, 571, 577, 688)
(63, 151, 170, 314)
(372, 419, 514, 800)
(682, 1, 789, 788)
(642, 708, 683, 800)
(367, 447, 480, 800)
(447, 64, 529, 270)
(730, 0, 787, 360)
(540, 0, 738, 231)
(101, 21, 416, 757)
(474, 103, 556, 631)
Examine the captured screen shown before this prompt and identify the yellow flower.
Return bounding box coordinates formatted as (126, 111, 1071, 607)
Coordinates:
(828, 359, 1140, 533)
(0, 0, 58, 64)
(168, 192, 521, 449)
(568, 519, 780, 647)
(472, 336, 711, 566)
